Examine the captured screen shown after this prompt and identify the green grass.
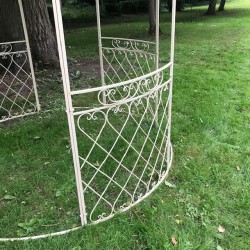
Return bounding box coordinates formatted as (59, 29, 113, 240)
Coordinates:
(1, 0, 250, 249)
(62, 4, 97, 26)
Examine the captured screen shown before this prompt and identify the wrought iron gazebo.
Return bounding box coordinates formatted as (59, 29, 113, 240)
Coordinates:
(0, 0, 176, 241)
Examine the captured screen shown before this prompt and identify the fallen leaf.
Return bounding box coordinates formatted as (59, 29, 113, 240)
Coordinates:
(236, 166, 241, 171)
(4, 195, 16, 200)
(175, 219, 182, 225)
(218, 225, 225, 233)
(94, 161, 100, 167)
(217, 245, 224, 250)
(75, 70, 81, 79)
(165, 181, 176, 188)
(171, 236, 178, 246)
(71, 247, 81, 250)
(55, 190, 62, 197)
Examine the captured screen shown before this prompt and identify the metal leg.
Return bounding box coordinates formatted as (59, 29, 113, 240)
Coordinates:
(155, 0, 160, 125)
(167, 0, 177, 166)
(52, 0, 87, 226)
(18, 0, 40, 112)
(96, 0, 106, 104)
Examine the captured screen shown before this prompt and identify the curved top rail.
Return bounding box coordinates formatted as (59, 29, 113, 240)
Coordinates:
(101, 37, 156, 45)
(101, 47, 156, 56)
(71, 62, 172, 96)
(73, 78, 171, 116)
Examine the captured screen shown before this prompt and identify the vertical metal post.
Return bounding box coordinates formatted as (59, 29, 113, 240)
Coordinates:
(18, 0, 40, 112)
(52, 0, 87, 226)
(167, 0, 177, 167)
(155, 0, 160, 71)
(155, 0, 160, 124)
(96, 0, 106, 104)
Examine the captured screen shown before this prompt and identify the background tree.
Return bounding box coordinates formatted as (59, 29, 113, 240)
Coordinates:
(0, 0, 58, 66)
(148, 0, 156, 34)
(218, 0, 226, 11)
(206, 0, 217, 15)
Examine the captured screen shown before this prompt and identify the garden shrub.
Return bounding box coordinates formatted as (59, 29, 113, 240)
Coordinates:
(105, 3, 121, 15)
(120, 1, 138, 14)
(120, 0, 148, 14)
(137, 0, 149, 13)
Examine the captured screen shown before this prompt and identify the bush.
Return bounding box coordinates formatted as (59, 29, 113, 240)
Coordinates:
(120, 0, 148, 14)
(105, 3, 121, 15)
(120, 1, 138, 14)
(137, 0, 149, 13)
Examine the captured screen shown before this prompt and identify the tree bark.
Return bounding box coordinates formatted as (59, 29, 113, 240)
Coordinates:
(218, 0, 226, 11)
(148, 0, 156, 34)
(206, 0, 217, 15)
(0, 0, 58, 66)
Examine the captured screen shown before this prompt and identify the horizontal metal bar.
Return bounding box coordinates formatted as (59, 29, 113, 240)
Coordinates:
(71, 62, 171, 96)
(0, 50, 28, 56)
(0, 40, 26, 46)
(102, 46, 155, 56)
(102, 37, 156, 45)
(0, 111, 37, 123)
(73, 78, 171, 116)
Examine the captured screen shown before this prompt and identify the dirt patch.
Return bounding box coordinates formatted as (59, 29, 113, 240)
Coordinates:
(70, 59, 101, 81)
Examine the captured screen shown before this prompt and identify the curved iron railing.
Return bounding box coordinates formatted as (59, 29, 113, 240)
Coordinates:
(0, 0, 176, 241)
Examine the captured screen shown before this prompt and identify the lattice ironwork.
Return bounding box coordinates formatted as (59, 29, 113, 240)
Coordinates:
(52, 0, 176, 228)
(102, 37, 156, 84)
(0, 0, 177, 242)
(71, 63, 173, 223)
(0, 41, 39, 122)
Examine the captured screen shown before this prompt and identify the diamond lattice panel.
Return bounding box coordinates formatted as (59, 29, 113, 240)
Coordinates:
(102, 38, 156, 85)
(0, 41, 37, 122)
(74, 65, 172, 224)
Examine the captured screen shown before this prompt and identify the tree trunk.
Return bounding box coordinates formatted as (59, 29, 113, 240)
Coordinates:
(206, 0, 217, 15)
(148, 0, 156, 34)
(0, 0, 58, 66)
(218, 0, 226, 11)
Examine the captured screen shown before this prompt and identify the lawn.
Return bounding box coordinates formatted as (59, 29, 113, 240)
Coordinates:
(0, 0, 250, 249)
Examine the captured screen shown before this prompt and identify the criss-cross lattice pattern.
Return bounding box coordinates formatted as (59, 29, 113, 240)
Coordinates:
(102, 38, 156, 85)
(72, 63, 172, 223)
(0, 41, 38, 122)
(0, 0, 176, 241)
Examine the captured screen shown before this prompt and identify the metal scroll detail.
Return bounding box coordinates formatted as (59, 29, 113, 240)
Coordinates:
(102, 38, 156, 85)
(72, 64, 173, 224)
(0, 0, 176, 241)
(0, 41, 38, 122)
(52, 0, 175, 229)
